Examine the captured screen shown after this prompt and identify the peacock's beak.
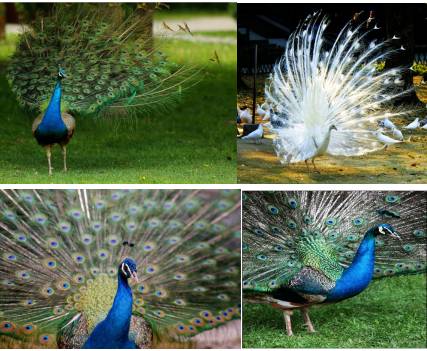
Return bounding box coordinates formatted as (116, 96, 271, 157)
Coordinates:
(390, 231, 402, 241)
(131, 271, 139, 283)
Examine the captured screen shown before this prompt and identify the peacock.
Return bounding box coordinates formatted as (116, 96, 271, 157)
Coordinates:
(265, 12, 413, 170)
(7, 4, 197, 175)
(242, 191, 426, 335)
(0, 189, 241, 348)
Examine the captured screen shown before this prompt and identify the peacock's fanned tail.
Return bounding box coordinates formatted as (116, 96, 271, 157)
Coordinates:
(265, 13, 412, 163)
(242, 191, 426, 293)
(0, 189, 241, 346)
(7, 4, 198, 118)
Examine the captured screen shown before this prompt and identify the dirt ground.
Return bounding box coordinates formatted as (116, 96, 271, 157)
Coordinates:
(237, 76, 427, 184)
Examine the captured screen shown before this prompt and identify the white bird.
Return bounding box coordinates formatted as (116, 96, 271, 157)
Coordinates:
(404, 118, 420, 129)
(392, 35, 400, 40)
(374, 130, 402, 149)
(241, 123, 264, 143)
(379, 118, 396, 130)
(391, 127, 403, 141)
(262, 110, 271, 121)
(237, 107, 252, 124)
(400, 45, 406, 51)
(256, 104, 266, 117)
(264, 13, 410, 165)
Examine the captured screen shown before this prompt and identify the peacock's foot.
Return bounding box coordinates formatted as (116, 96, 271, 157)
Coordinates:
(301, 308, 316, 333)
(283, 310, 294, 336)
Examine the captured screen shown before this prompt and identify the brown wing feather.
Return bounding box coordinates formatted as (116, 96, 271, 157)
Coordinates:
(32, 114, 43, 135)
(60, 113, 76, 145)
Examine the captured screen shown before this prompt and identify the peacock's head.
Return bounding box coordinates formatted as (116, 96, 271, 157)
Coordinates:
(58, 67, 67, 80)
(375, 224, 401, 240)
(119, 258, 139, 283)
(329, 124, 337, 131)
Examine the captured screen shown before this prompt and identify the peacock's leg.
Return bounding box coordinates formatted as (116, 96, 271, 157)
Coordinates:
(305, 160, 310, 173)
(61, 145, 67, 172)
(301, 308, 315, 333)
(45, 145, 53, 176)
(312, 159, 320, 173)
(283, 310, 294, 336)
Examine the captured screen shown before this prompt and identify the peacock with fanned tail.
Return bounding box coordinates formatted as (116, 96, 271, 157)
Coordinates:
(0, 189, 241, 348)
(242, 191, 426, 335)
(265, 12, 414, 170)
(7, 4, 197, 175)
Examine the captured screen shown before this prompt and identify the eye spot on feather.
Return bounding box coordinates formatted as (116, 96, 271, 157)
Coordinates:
(0, 321, 15, 333)
(53, 306, 64, 315)
(58, 221, 71, 233)
(110, 213, 122, 222)
(385, 194, 400, 203)
(154, 310, 165, 318)
(81, 234, 93, 245)
(39, 335, 53, 344)
(154, 289, 167, 298)
(274, 245, 284, 252)
(91, 221, 102, 232)
(287, 220, 297, 229)
(267, 205, 279, 214)
(346, 234, 359, 242)
(14, 233, 27, 242)
(413, 229, 425, 238)
(384, 268, 395, 276)
(328, 231, 339, 240)
(47, 238, 60, 248)
(22, 299, 35, 307)
(22, 323, 36, 334)
(95, 201, 106, 209)
(217, 200, 232, 210)
(303, 215, 313, 224)
(16, 270, 30, 280)
(217, 293, 229, 301)
(287, 198, 299, 209)
(271, 226, 281, 235)
(325, 217, 337, 226)
(256, 254, 267, 261)
(4, 253, 17, 261)
(402, 244, 414, 253)
(69, 209, 83, 220)
(254, 228, 264, 236)
(352, 217, 364, 226)
(193, 286, 207, 292)
(174, 299, 185, 305)
(33, 213, 47, 225)
(268, 280, 277, 288)
(146, 266, 156, 274)
(137, 283, 149, 294)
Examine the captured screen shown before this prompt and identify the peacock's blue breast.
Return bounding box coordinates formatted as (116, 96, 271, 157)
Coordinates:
(34, 112, 68, 145)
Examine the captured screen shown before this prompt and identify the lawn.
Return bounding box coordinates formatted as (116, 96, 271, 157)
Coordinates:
(0, 32, 236, 183)
(243, 274, 427, 348)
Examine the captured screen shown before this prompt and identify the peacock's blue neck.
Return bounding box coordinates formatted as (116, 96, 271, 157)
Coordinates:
(38, 80, 67, 132)
(103, 273, 133, 339)
(326, 228, 376, 301)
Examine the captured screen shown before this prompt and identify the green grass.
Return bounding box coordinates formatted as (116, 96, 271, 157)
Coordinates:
(0, 35, 236, 183)
(193, 31, 237, 39)
(243, 275, 427, 348)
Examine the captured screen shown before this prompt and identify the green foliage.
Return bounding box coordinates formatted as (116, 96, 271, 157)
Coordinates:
(243, 275, 426, 348)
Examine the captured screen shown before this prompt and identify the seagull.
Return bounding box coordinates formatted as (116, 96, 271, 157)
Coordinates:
(241, 124, 264, 143)
(374, 130, 402, 149)
(404, 118, 420, 129)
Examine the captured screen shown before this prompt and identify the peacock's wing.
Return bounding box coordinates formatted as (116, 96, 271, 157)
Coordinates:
(7, 4, 198, 117)
(0, 189, 240, 346)
(242, 191, 426, 296)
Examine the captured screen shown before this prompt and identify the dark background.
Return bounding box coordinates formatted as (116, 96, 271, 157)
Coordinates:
(238, 3, 427, 104)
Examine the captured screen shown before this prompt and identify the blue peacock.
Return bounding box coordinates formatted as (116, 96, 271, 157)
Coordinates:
(0, 189, 241, 348)
(242, 191, 426, 335)
(7, 4, 196, 175)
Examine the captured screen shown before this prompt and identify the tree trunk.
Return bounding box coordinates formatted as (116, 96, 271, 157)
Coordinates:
(0, 3, 6, 40)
